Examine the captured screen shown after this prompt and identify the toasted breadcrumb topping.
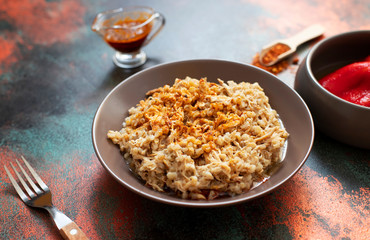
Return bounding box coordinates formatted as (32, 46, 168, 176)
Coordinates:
(108, 77, 289, 200)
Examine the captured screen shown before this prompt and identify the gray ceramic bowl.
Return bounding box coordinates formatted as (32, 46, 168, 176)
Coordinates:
(294, 30, 370, 149)
(92, 59, 314, 207)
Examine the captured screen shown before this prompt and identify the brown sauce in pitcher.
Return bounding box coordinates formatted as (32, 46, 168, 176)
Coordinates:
(104, 16, 152, 53)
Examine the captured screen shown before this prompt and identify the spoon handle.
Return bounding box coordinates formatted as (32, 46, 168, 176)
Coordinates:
(284, 24, 325, 50)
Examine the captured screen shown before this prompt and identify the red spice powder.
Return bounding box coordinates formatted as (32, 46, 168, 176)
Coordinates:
(252, 43, 291, 74)
(252, 52, 290, 75)
(261, 43, 291, 65)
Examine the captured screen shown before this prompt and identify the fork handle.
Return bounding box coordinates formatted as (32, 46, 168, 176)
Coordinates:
(60, 222, 89, 240)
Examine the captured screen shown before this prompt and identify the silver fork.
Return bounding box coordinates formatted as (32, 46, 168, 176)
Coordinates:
(4, 156, 89, 240)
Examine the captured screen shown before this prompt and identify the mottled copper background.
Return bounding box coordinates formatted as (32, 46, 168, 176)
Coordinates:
(0, 0, 369, 239)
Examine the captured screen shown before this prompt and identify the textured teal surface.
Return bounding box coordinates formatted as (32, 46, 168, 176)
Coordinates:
(0, 0, 369, 239)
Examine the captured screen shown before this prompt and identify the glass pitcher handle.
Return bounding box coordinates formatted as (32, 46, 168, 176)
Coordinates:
(143, 12, 165, 47)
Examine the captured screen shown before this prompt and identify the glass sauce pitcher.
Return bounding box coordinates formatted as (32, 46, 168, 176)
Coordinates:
(92, 6, 165, 68)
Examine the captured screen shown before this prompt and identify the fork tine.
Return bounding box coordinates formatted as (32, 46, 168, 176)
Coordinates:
(4, 165, 30, 202)
(16, 159, 43, 195)
(21, 156, 49, 191)
(10, 162, 37, 198)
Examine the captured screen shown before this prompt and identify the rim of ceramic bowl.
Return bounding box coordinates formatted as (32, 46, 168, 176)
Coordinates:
(306, 30, 370, 110)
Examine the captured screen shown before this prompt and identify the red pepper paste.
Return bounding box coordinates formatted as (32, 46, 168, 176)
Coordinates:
(319, 57, 370, 107)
